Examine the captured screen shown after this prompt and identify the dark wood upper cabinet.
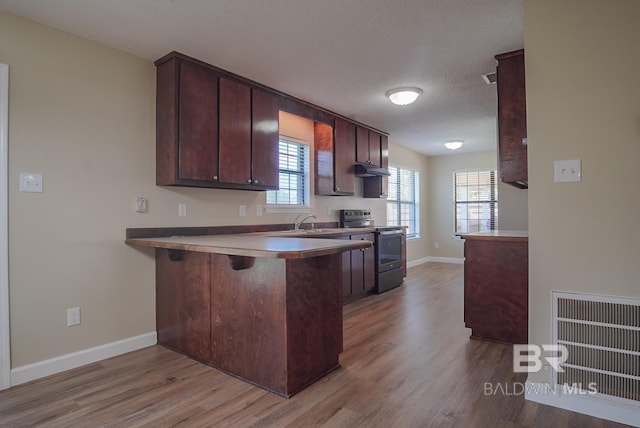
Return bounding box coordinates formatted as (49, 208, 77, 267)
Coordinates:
(368, 132, 381, 167)
(219, 77, 252, 185)
(157, 59, 219, 185)
(333, 118, 356, 194)
(314, 119, 355, 196)
(363, 134, 389, 198)
(355, 127, 382, 167)
(155, 51, 387, 193)
(251, 89, 280, 189)
(356, 126, 370, 165)
(155, 54, 279, 191)
(496, 49, 527, 188)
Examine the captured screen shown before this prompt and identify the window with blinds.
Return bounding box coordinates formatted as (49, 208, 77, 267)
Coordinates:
(387, 166, 419, 238)
(266, 139, 309, 206)
(454, 170, 498, 235)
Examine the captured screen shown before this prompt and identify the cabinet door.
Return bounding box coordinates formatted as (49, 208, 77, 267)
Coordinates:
(337, 235, 352, 298)
(362, 135, 389, 198)
(333, 118, 356, 194)
(358, 233, 376, 292)
(380, 135, 389, 197)
(156, 249, 211, 363)
(350, 243, 364, 295)
(251, 89, 279, 189)
(314, 122, 334, 195)
(368, 132, 381, 167)
(177, 62, 219, 182)
(496, 50, 527, 187)
(219, 77, 252, 185)
(356, 126, 370, 164)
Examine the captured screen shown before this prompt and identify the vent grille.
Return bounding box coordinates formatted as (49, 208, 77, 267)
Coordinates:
(553, 292, 640, 403)
(482, 72, 497, 84)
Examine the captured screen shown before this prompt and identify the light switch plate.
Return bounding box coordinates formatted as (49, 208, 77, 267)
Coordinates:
(554, 159, 581, 183)
(178, 203, 187, 217)
(19, 172, 43, 192)
(239, 204, 247, 217)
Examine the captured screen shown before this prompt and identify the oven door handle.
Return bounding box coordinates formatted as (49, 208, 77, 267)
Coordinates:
(379, 229, 404, 235)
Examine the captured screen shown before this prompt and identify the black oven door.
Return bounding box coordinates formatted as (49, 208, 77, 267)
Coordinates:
(377, 229, 403, 273)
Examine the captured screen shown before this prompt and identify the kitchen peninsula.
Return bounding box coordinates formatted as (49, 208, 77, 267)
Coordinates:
(126, 233, 371, 397)
(462, 230, 528, 344)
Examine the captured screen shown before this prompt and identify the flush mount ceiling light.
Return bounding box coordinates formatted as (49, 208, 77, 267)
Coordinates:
(386, 87, 422, 106)
(444, 141, 464, 150)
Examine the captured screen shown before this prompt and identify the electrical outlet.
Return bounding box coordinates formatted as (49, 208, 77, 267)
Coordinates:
(434, 242, 440, 249)
(67, 307, 81, 326)
(239, 204, 247, 217)
(178, 203, 187, 217)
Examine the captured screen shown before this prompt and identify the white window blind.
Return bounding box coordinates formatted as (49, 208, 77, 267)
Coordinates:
(454, 170, 498, 234)
(387, 166, 419, 238)
(266, 139, 309, 206)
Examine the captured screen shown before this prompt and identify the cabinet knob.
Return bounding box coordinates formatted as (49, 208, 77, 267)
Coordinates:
(213, 176, 218, 181)
(335, 187, 340, 191)
(247, 179, 252, 184)
(254, 179, 259, 184)
(522, 137, 528, 145)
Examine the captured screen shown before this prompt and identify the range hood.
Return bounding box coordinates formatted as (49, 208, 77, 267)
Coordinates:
(354, 163, 391, 177)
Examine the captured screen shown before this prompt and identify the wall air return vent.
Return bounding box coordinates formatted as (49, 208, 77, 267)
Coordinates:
(552, 292, 640, 403)
(482, 72, 497, 84)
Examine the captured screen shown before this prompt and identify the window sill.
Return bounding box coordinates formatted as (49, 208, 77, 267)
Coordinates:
(265, 205, 312, 214)
(407, 235, 420, 242)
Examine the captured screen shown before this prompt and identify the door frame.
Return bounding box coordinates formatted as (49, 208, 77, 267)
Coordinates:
(0, 63, 10, 390)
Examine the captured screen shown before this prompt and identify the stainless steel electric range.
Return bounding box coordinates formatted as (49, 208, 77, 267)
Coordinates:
(339, 209, 404, 293)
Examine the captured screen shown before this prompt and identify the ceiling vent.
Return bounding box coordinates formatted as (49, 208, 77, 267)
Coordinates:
(482, 72, 497, 84)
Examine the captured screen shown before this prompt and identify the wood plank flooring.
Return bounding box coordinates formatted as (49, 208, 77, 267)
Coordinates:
(0, 263, 630, 427)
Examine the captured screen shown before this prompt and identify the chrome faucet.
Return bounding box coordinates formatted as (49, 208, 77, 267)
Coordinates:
(294, 214, 317, 231)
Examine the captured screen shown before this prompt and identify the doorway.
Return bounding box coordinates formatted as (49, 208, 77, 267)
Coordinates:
(0, 63, 10, 389)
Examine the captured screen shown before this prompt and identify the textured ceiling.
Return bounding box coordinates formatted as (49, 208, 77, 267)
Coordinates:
(0, 0, 523, 156)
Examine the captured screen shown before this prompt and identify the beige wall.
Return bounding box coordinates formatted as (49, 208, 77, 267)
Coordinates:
(427, 151, 498, 259)
(525, 0, 640, 384)
(1, 12, 389, 367)
(388, 143, 430, 263)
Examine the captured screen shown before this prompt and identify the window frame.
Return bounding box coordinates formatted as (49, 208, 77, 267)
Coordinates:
(453, 169, 498, 236)
(386, 164, 420, 239)
(265, 136, 312, 214)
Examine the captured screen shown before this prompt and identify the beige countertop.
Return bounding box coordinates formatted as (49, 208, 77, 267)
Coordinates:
(125, 234, 372, 259)
(461, 230, 528, 241)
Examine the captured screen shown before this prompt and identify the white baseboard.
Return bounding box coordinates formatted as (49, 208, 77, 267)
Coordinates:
(10, 331, 157, 387)
(426, 256, 465, 264)
(407, 257, 430, 268)
(407, 256, 465, 268)
(525, 381, 640, 427)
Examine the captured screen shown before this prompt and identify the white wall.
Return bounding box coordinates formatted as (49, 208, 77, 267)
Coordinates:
(0, 12, 388, 368)
(388, 143, 430, 263)
(427, 151, 498, 259)
(525, 0, 640, 384)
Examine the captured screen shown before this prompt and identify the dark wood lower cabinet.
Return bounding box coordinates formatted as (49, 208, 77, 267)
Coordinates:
(463, 234, 528, 344)
(155, 248, 342, 397)
(156, 250, 211, 363)
(342, 233, 375, 301)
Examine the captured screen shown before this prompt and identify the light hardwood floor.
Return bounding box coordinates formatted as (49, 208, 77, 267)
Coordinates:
(0, 263, 630, 427)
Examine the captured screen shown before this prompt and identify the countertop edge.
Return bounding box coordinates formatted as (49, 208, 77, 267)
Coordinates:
(125, 236, 372, 259)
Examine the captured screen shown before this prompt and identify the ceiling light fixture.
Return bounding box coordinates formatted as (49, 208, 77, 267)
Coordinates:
(386, 87, 422, 106)
(444, 141, 464, 150)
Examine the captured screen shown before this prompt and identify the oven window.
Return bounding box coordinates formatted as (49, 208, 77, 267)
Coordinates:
(379, 234, 403, 266)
